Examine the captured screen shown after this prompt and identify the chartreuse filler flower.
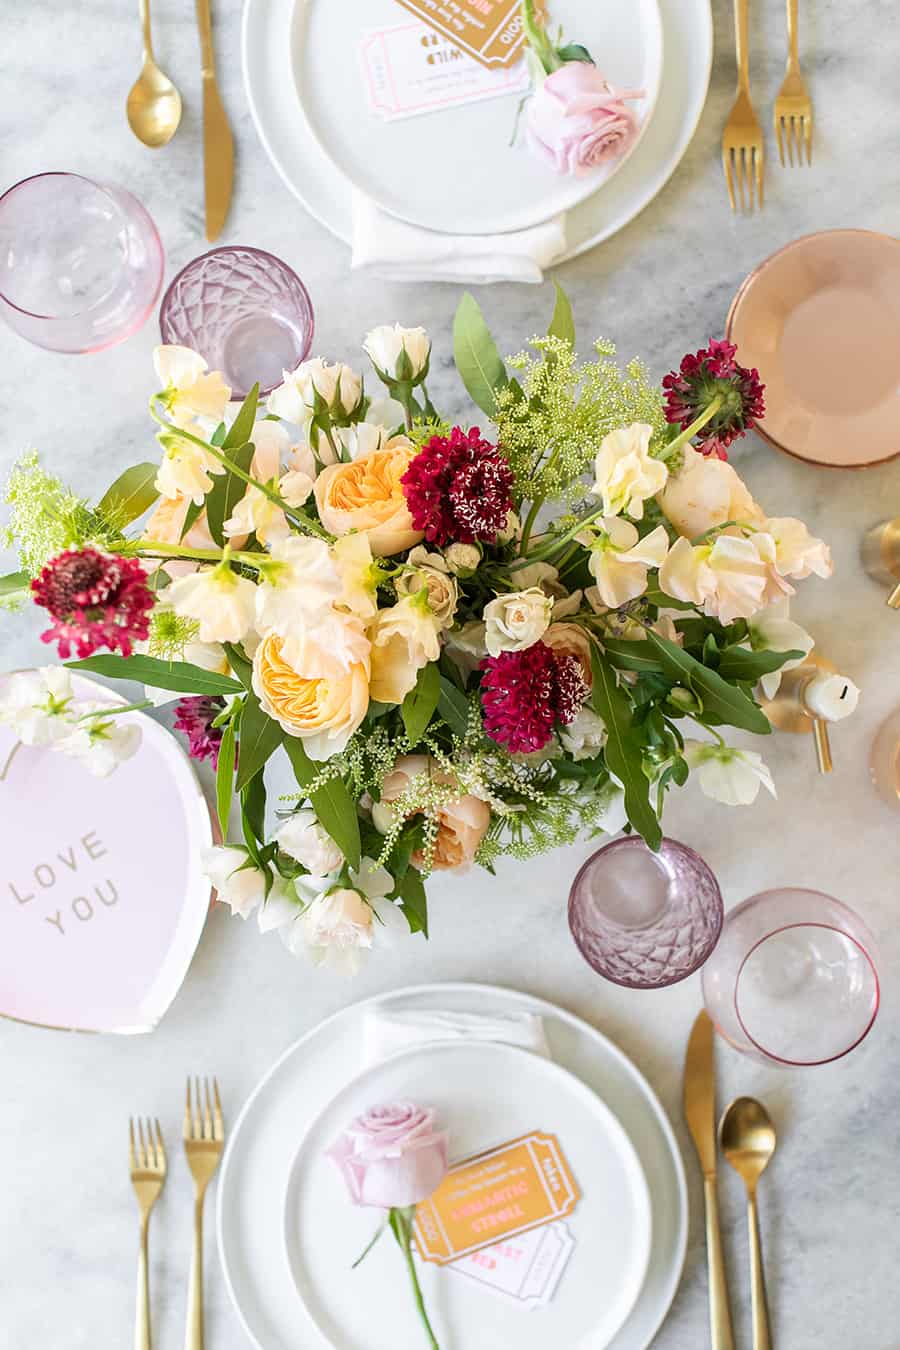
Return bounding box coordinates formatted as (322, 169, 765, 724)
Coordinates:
(1, 288, 837, 974)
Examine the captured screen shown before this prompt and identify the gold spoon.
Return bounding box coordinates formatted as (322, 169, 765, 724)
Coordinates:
(126, 0, 183, 148)
(720, 1097, 777, 1350)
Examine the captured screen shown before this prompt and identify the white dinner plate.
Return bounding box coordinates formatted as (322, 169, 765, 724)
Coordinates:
(291, 0, 663, 235)
(242, 0, 711, 263)
(283, 1040, 652, 1349)
(217, 982, 688, 1350)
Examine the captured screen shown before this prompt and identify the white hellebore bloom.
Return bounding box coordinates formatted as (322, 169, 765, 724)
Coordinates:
(57, 707, 141, 778)
(657, 446, 763, 539)
(153, 345, 231, 424)
(748, 601, 815, 699)
(267, 358, 362, 424)
(363, 324, 431, 382)
(584, 517, 670, 609)
(591, 422, 668, 521)
(659, 533, 771, 624)
(255, 536, 343, 636)
(0, 667, 75, 745)
(155, 433, 225, 506)
(559, 706, 608, 761)
(684, 740, 776, 807)
(275, 809, 344, 877)
(484, 587, 553, 657)
(167, 563, 257, 644)
(286, 859, 408, 975)
(202, 846, 269, 919)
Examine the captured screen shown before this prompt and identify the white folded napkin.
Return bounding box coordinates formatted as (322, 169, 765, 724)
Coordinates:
(351, 191, 567, 285)
(363, 1006, 551, 1065)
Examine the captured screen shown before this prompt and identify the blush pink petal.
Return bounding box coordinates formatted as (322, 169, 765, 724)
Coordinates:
(526, 62, 643, 178)
(327, 1101, 449, 1209)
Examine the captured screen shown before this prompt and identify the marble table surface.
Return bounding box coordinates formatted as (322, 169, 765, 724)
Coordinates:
(1, 1, 898, 1347)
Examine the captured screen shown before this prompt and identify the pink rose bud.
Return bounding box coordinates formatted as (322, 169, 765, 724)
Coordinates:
(526, 62, 643, 178)
(327, 1102, 449, 1209)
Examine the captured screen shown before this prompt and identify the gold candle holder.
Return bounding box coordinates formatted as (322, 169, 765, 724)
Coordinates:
(862, 518, 900, 608)
(759, 653, 851, 775)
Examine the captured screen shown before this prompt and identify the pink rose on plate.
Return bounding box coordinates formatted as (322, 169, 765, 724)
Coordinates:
(328, 1101, 449, 1209)
(526, 62, 643, 177)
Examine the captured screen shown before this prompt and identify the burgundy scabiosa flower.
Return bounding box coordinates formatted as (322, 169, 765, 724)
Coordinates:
(662, 339, 766, 460)
(401, 426, 514, 547)
(480, 643, 587, 755)
(174, 695, 225, 768)
(31, 547, 155, 659)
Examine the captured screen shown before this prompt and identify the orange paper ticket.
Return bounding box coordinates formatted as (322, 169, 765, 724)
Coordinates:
(414, 1132, 580, 1264)
(392, 0, 525, 69)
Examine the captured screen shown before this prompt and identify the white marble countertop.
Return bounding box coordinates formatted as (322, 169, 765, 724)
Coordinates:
(1, 2, 899, 1347)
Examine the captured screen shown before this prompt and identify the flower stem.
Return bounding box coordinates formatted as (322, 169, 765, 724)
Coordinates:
(512, 502, 609, 568)
(76, 700, 153, 721)
(390, 1208, 439, 1350)
(661, 395, 724, 461)
(521, 0, 560, 73)
(0, 740, 23, 783)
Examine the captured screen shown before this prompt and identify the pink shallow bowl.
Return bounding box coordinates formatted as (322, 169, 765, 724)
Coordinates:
(726, 229, 900, 468)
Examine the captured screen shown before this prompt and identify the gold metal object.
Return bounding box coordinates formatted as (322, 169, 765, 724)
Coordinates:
(722, 0, 764, 211)
(759, 651, 835, 774)
(129, 1117, 167, 1350)
(720, 1097, 777, 1350)
(126, 0, 183, 148)
(196, 0, 234, 240)
(862, 518, 900, 608)
(684, 1012, 736, 1350)
(183, 1077, 225, 1350)
(774, 0, 812, 166)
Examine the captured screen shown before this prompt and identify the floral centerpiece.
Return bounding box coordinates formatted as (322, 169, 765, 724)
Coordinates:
(1, 288, 832, 973)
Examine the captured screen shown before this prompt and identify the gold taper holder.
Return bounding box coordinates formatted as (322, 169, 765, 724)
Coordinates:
(862, 518, 900, 608)
(759, 653, 846, 774)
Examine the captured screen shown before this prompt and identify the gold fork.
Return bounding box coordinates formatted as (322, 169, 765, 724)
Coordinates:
(722, 0, 764, 211)
(774, 0, 812, 165)
(183, 1078, 224, 1350)
(129, 1118, 167, 1350)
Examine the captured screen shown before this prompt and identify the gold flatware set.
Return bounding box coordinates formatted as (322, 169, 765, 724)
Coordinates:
(684, 1013, 776, 1349)
(129, 1079, 224, 1350)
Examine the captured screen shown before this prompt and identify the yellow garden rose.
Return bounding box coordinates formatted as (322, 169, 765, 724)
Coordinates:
(252, 631, 369, 761)
(313, 436, 423, 557)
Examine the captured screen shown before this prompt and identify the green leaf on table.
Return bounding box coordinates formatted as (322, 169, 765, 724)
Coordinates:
(223, 641, 254, 690)
(402, 661, 440, 747)
(398, 865, 428, 937)
(716, 645, 804, 682)
(222, 384, 260, 451)
(66, 653, 243, 695)
(0, 570, 29, 598)
(282, 737, 361, 870)
(547, 282, 575, 346)
(205, 440, 256, 547)
(97, 462, 159, 526)
(589, 643, 662, 850)
(641, 630, 772, 734)
(235, 691, 284, 792)
(215, 718, 237, 838)
(438, 677, 470, 738)
(453, 293, 508, 418)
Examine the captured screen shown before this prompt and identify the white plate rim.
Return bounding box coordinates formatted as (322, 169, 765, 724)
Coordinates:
(217, 980, 688, 1350)
(281, 1037, 653, 1350)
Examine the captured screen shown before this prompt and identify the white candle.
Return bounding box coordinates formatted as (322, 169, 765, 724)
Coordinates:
(802, 672, 860, 722)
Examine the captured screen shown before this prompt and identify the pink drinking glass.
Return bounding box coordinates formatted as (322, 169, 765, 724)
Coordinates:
(159, 246, 315, 399)
(0, 173, 164, 353)
(568, 836, 724, 989)
(701, 889, 881, 1067)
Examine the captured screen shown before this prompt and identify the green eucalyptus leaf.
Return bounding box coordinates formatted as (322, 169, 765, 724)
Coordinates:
(222, 384, 260, 450)
(223, 641, 254, 690)
(644, 585, 695, 612)
(601, 640, 666, 675)
(398, 865, 428, 937)
(216, 718, 237, 838)
(401, 661, 440, 747)
(98, 462, 159, 525)
(717, 646, 805, 682)
(66, 653, 243, 696)
(240, 774, 268, 865)
(453, 293, 507, 418)
(589, 644, 662, 850)
(282, 737, 361, 870)
(0, 570, 29, 598)
(179, 497, 205, 541)
(641, 630, 772, 734)
(548, 282, 575, 346)
(205, 441, 256, 547)
(235, 691, 284, 792)
(438, 677, 470, 738)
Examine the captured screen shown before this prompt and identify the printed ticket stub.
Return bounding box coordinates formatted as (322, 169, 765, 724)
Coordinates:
(360, 22, 528, 122)
(448, 1220, 576, 1309)
(392, 0, 526, 69)
(414, 1131, 580, 1264)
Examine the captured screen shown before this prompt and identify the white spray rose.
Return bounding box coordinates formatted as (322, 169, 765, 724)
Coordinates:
(559, 706, 608, 761)
(275, 810, 344, 877)
(364, 324, 431, 383)
(202, 846, 270, 919)
(395, 546, 458, 628)
(444, 542, 482, 575)
(268, 358, 362, 423)
(483, 587, 553, 657)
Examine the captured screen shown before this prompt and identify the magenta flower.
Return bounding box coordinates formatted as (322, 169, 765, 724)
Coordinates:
(662, 339, 766, 460)
(31, 547, 155, 659)
(401, 426, 514, 547)
(480, 643, 587, 754)
(173, 696, 226, 768)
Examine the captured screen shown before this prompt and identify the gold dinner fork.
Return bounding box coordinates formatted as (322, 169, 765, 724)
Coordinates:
(129, 1118, 167, 1350)
(774, 0, 812, 165)
(183, 1078, 224, 1350)
(722, 0, 764, 211)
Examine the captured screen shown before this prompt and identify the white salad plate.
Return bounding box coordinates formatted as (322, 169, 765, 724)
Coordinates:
(282, 1039, 652, 1349)
(291, 0, 663, 235)
(242, 0, 711, 260)
(217, 982, 688, 1350)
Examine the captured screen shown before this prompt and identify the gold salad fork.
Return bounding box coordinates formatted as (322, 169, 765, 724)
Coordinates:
(129, 1118, 167, 1350)
(774, 0, 812, 164)
(183, 1078, 225, 1350)
(722, 0, 764, 210)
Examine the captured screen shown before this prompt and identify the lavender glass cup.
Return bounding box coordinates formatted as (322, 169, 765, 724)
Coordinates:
(568, 837, 724, 989)
(159, 246, 314, 399)
(0, 172, 164, 353)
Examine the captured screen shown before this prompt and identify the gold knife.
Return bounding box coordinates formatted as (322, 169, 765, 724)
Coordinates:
(196, 0, 233, 241)
(684, 1010, 736, 1350)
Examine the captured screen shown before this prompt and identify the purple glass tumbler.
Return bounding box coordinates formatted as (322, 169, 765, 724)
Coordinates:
(159, 246, 314, 399)
(568, 837, 724, 989)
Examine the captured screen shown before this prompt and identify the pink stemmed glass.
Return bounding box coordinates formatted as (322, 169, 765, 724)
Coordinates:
(0, 173, 164, 353)
(568, 837, 724, 989)
(159, 246, 314, 399)
(701, 889, 880, 1067)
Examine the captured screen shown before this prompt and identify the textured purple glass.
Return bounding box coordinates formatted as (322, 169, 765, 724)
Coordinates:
(159, 246, 314, 399)
(568, 837, 723, 989)
(0, 173, 163, 354)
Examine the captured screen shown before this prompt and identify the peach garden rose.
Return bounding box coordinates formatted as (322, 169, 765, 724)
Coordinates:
(314, 436, 423, 557)
(251, 630, 368, 760)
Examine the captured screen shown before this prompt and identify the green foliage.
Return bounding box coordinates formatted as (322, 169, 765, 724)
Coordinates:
(3, 453, 124, 576)
(234, 692, 284, 792)
(548, 282, 575, 346)
(283, 737, 362, 870)
(589, 642, 662, 850)
(453, 293, 508, 417)
(67, 653, 243, 696)
(397, 865, 428, 937)
(402, 662, 440, 746)
(640, 630, 771, 734)
(97, 463, 159, 526)
(205, 441, 255, 546)
(216, 718, 237, 838)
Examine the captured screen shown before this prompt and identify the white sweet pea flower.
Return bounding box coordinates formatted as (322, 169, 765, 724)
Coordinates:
(255, 536, 343, 635)
(363, 324, 431, 382)
(512, 561, 559, 592)
(584, 517, 669, 608)
(275, 809, 344, 876)
(57, 707, 141, 778)
(155, 433, 225, 506)
(659, 533, 771, 624)
(684, 740, 776, 806)
(167, 563, 257, 644)
(224, 485, 291, 548)
(765, 517, 833, 581)
(748, 601, 815, 699)
(369, 593, 441, 704)
(658, 446, 764, 539)
(280, 608, 371, 682)
(484, 587, 553, 657)
(278, 468, 315, 508)
(0, 667, 76, 745)
(336, 422, 387, 462)
(591, 423, 668, 521)
(267, 358, 362, 423)
(559, 706, 608, 760)
(332, 533, 382, 620)
(444, 542, 482, 576)
(202, 846, 270, 919)
(153, 345, 231, 423)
